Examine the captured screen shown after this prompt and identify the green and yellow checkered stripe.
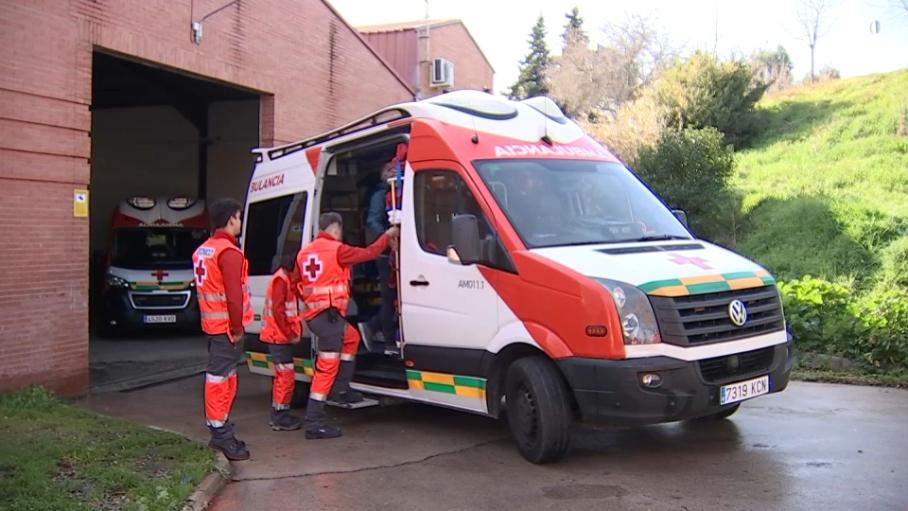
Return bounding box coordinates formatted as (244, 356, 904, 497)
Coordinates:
(246, 351, 314, 377)
(131, 281, 191, 291)
(406, 370, 486, 399)
(639, 270, 775, 297)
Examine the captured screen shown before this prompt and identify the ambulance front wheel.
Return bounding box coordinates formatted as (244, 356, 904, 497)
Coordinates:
(505, 356, 572, 463)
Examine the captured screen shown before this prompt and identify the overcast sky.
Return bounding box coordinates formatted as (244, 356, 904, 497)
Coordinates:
(328, 0, 908, 94)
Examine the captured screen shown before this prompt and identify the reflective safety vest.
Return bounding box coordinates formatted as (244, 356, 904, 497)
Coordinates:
(260, 268, 301, 344)
(193, 236, 253, 335)
(296, 237, 351, 320)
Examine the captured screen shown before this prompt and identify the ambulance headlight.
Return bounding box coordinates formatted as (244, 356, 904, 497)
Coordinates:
(167, 196, 197, 210)
(128, 196, 156, 210)
(105, 275, 129, 289)
(593, 278, 661, 345)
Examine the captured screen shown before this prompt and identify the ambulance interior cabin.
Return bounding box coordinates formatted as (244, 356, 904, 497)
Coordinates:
(317, 128, 409, 367)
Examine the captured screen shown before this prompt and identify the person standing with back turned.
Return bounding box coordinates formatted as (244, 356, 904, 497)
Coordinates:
(192, 198, 254, 460)
(259, 255, 303, 431)
(296, 212, 398, 439)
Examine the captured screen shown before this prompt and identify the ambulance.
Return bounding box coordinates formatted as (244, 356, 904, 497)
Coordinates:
(240, 91, 793, 463)
(101, 197, 208, 332)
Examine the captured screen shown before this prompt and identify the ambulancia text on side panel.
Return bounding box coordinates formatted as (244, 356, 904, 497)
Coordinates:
(241, 91, 793, 463)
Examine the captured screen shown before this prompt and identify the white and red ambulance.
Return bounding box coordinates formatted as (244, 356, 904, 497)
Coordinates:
(101, 197, 208, 332)
(240, 91, 792, 463)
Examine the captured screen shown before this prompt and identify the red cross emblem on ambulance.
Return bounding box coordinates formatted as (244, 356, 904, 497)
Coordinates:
(303, 254, 323, 282)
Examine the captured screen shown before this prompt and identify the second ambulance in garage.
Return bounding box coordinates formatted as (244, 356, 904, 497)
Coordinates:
(102, 197, 208, 333)
(239, 91, 793, 463)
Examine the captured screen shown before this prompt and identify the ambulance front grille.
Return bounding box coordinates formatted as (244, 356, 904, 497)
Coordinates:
(130, 291, 191, 310)
(698, 346, 776, 383)
(649, 286, 784, 346)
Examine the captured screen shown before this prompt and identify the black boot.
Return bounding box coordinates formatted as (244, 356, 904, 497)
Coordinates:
(269, 409, 302, 431)
(329, 361, 364, 404)
(303, 399, 342, 439)
(208, 423, 250, 461)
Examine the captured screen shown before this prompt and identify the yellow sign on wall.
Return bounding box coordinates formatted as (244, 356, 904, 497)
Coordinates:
(73, 189, 88, 218)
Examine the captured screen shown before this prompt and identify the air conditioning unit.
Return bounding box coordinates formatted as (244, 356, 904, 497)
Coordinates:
(430, 58, 454, 88)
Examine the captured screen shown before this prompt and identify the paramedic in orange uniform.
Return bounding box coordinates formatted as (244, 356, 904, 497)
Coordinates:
(259, 255, 303, 431)
(296, 212, 398, 439)
(192, 198, 254, 460)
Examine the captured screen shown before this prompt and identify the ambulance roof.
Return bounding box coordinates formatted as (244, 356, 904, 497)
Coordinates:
(253, 91, 600, 162)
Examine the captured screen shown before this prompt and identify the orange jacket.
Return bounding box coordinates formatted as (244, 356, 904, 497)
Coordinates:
(260, 268, 301, 343)
(192, 234, 253, 336)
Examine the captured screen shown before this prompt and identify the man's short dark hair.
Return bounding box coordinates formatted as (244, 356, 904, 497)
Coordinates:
(319, 212, 343, 231)
(209, 198, 243, 229)
(279, 253, 296, 273)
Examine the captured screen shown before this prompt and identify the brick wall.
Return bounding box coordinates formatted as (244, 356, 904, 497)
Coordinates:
(423, 22, 494, 96)
(0, 0, 413, 396)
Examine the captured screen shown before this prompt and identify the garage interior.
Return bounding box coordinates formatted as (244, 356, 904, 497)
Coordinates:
(88, 51, 261, 392)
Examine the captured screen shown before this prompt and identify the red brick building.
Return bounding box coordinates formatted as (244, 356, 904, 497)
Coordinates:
(358, 19, 494, 98)
(0, 0, 413, 396)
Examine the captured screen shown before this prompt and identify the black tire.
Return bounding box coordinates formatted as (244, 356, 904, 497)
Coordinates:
(505, 357, 573, 463)
(290, 381, 311, 409)
(697, 403, 741, 421)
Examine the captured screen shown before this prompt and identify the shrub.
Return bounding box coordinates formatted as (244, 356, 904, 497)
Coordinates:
(654, 52, 768, 148)
(854, 289, 908, 369)
(632, 126, 736, 243)
(778, 276, 859, 356)
(779, 276, 908, 370)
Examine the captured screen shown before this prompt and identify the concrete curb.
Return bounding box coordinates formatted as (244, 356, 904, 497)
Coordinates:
(182, 452, 232, 511)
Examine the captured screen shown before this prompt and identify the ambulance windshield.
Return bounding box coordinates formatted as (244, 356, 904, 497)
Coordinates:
(474, 159, 691, 248)
(111, 227, 209, 269)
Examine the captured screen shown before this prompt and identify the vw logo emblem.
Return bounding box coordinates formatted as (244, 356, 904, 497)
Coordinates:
(728, 299, 748, 327)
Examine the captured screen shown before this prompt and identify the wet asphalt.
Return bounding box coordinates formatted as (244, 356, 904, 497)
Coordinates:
(79, 368, 908, 511)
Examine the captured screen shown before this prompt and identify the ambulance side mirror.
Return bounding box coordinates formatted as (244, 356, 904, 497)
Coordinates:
(671, 208, 689, 227)
(449, 214, 481, 265)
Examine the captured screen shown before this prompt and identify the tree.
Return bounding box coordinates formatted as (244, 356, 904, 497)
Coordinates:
(654, 52, 768, 148)
(750, 46, 794, 92)
(508, 16, 551, 100)
(796, 0, 836, 82)
(562, 7, 587, 45)
(547, 13, 674, 120)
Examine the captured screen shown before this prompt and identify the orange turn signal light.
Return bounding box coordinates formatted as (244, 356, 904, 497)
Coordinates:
(585, 325, 608, 337)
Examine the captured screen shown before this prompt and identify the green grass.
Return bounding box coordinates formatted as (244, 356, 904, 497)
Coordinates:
(0, 387, 214, 511)
(734, 70, 908, 285)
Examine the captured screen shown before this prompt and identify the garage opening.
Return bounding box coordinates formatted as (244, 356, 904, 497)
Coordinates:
(89, 50, 261, 392)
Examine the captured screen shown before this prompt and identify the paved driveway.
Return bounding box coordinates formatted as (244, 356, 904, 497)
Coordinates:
(79, 369, 908, 511)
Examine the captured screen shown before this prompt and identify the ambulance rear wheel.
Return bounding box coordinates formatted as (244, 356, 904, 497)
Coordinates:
(505, 356, 572, 463)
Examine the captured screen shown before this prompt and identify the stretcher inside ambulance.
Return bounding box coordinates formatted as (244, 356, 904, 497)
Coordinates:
(241, 91, 793, 463)
(101, 197, 208, 332)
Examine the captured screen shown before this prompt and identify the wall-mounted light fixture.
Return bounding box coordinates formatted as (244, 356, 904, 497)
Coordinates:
(191, 0, 239, 45)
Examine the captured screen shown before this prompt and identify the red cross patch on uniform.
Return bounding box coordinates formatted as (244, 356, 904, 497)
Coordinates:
(303, 254, 324, 282)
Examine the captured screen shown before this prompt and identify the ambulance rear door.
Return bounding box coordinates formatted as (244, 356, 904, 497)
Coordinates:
(241, 148, 319, 333)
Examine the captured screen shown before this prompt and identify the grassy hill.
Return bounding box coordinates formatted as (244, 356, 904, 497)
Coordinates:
(734, 70, 908, 288)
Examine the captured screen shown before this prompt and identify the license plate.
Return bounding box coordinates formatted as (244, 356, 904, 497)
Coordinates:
(144, 314, 177, 324)
(719, 375, 769, 405)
